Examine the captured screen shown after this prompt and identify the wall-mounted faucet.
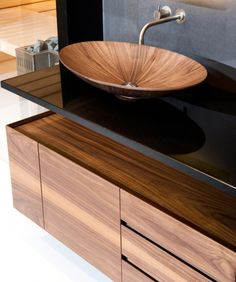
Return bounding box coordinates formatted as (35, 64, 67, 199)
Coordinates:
(139, 6, 186, 45)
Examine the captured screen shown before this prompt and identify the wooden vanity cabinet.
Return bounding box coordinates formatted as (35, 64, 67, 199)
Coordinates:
(6, 113, 121, 282)
(6, 113, 236, 282)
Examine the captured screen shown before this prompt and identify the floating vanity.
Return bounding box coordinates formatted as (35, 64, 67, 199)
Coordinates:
(1, 1, 236, 280)
(2, 61, 236, 281)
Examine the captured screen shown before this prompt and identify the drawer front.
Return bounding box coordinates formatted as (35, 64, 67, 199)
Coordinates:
(122, 260, 153, 282)
(39, 145, 121, 282)
(121, 190, 236, 282)
(122, 226, 211, 282)
(6, 126, 44, 227)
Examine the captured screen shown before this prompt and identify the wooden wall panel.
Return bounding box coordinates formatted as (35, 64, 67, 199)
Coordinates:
(39, 144, 121, 282)
(6, 126, 44, 227)
(0, 1, 48, 9)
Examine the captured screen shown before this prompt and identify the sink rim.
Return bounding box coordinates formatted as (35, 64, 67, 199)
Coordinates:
(59, 40, 208, 98)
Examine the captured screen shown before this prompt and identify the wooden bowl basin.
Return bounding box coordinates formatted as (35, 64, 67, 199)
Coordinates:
(59, 41, 207, 100)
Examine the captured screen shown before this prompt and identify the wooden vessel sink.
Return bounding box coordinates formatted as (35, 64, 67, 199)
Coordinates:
(59, 41, 207, 100)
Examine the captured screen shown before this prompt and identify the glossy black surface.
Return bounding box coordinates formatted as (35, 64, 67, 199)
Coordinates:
(55, 0, 103, 49)
(1, 58, 236, 196)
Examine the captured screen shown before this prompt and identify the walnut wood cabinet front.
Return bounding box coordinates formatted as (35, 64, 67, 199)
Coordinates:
(7, 116, 121, 282)
(121, 191, 236, 282)
(6, 114, 236, 282)
(39, 144, 121, 282)
(121, 226, 211, 282)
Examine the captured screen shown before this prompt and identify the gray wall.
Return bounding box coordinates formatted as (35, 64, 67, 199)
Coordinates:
(103, 0, 236, 67)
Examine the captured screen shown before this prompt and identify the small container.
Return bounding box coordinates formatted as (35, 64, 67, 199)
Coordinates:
(15, 45, 59, 75)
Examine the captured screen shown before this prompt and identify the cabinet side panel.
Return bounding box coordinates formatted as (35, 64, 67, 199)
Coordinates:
(6, 126, 44, 227)
(39, 144, 121, 282)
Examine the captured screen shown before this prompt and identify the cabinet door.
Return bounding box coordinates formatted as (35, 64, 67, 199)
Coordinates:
(6, 126, 44, 227)
(39, 144, 121, 282)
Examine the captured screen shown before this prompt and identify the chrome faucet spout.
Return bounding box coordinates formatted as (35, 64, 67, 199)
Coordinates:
(138, 7, 186, 45)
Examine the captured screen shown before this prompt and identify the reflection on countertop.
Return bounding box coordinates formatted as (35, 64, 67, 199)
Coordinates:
(1, 57, 236, 194)
(66, 95, 206, 155)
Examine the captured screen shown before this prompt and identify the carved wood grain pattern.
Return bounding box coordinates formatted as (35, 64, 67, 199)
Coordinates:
(39, 144, 121, 282)
(122, 226, 211, 282)
(59, 41, 207, 98)
(6, 126, 44, 227)
(16, 114, 236, 256)
(121, 190, 236, 282)
(122, 260, 154, 282)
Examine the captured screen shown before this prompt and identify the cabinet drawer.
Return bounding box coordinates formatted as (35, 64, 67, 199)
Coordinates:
(122, 260, 153, 282)
(121, 190, 236, 282)
(122, 226, 211, 282)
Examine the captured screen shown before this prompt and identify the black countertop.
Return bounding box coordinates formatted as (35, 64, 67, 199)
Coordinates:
(2, 58, 236, 196)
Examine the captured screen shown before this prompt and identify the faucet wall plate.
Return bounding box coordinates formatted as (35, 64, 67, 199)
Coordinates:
(160, 6, 172, 18)
(153, 5, 172, 20)
(176, 9, 186, 23)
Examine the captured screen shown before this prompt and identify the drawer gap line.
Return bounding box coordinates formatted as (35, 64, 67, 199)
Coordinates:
(121, 223, 216, 281)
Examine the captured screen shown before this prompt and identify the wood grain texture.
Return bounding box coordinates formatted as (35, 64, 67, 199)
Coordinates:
(0, 52, 16, 74)
(0, 4, 57, 56)
(122, 260, 154, 282)
(39, 144, 121, 282)
(23, 0, 56, 13)
(15, 114, 236, 254)
(121, 190, 236, 282)
(13, 113, 236, 281)
(59, 41, 207, 99)
(0, 0, 49, 9)
(122, 226, 211, 282)
(6, 126, 44, 227)
(0, 7, 33, 26)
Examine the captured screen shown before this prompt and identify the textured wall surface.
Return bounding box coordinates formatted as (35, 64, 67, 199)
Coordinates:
(103, 0, 236, 67)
